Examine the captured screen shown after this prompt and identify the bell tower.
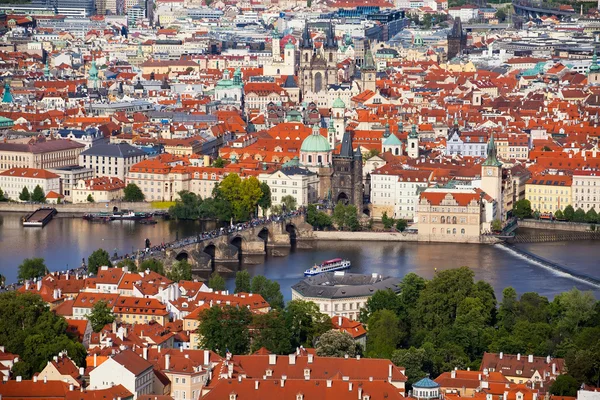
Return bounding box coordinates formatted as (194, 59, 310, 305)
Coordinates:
(361, 45, 376, 92)
(481, 132, 503, 220)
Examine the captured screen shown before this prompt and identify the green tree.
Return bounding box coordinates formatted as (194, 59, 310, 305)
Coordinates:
(391, 347, 428, 387)
(234, 270, 251, 293)
(396, 219, 408, 232)
(198, 305, 252, 356)
(359, 289, 400, 323)
(513, 199, 532, 219)
(554, 288, 596, 333)
(280, 195, 297, 212)
(167, 259, 192, 282)
(498, 287, 518, 331)
(0, 187, 5, 201)
(251, 311, 293, 355)
(251, 275, 284, 309)
(258, 182, 272, 216)
(31, 185, 45, 203)
(19, 186, 30, 202)
(88, 300, 115, 332)
(316, 330, 361, 357)
(382, 211, 395, 229)
(123, 183, 145, 202)
(215, 174, 263, 221)
(586, 208, 598, 223)
(564, 205, 575, 221)
(333, 201, 347, 229)
(0, 292, 86, 378)
(495, 8, 507, 21)
(0, 274, 5, 287)
(198, 196, 232, 223)
(17, 258, 48, 280)
(573, 208, 586, 222)
(555, 209, 564, 220)
(87, 249, 112, 274)
(208, 271, 226, 291)
(212, 157, 225, 168)
(550, 375, 580, 396)
(139, 258, 165, 275)
(362, 148, 380, 161)
(116, 258, 137, 272)
(87, 194, 95, 203)
(169, 191, 203, 220)
(491, 219, 502, 232)
(366, 309, 403, 358)
(284, 300, 332, 348)
(306, 204, 333, 230)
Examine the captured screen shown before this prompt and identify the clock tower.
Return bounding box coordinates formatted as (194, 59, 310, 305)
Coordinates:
(481, 132, 503, 220)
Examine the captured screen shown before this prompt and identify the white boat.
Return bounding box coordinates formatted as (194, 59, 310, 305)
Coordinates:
(304, 258, 351, 276)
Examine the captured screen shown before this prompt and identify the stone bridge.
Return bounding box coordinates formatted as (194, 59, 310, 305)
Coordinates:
(155, 214, 314, 273)
(512, 0, 575, 19)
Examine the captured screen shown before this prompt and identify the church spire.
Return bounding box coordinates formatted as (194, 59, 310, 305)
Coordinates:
(2, 81, 13, 103)
(362, 45, 375, 72)
(300, 20, 312, 49)
(482, 132, 502, 167)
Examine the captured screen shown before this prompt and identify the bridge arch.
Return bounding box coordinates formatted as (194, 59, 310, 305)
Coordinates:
(258, 227, 269, 252)
(230, 235, 244, 262)
(203, 243, 216, 272)
(286, 223, 298, 247)
(175, 251, 189, 262)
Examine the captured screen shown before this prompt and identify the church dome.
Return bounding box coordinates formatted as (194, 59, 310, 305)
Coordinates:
(301, 130, 331, 153)
(332, 97, 345, 108)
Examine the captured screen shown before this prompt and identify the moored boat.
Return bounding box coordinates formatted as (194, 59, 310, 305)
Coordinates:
(304, 258, 351, 276)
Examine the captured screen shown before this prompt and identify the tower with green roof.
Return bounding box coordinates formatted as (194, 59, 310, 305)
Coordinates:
(481, 131, 503, 221)
(407, 124, 419, 159)
(300, 123, 332, 168)
(2, 82, 13, 104)
(87, 59, 99, 91)
(43, 59, 51, 79)
(361, 45, 376, 92)
(589, 49, 600, 85)
(331, 96, 346, 143)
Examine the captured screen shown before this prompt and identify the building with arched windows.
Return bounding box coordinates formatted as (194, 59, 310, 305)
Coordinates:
(299, 21, 339, 99)
(412, 377, 440, 400)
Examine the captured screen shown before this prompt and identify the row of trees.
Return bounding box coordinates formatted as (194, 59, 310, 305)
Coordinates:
(381, 212, 408, 232)
(358, 267, 600, 391)
(332, 202, 360, 231)
(17, 185, 46, 202)
(514, 199, 600, 224)
(169, 174, 270, 222)
(198, 299, 333, 356)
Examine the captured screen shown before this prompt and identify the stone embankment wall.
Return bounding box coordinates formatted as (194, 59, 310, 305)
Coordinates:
(313, 231, 419, 242)
(518, 219, 596, 232)
(0, 202, 154, 215)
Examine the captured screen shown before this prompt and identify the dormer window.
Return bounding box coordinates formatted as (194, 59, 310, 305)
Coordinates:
(266, 369, 273, 377)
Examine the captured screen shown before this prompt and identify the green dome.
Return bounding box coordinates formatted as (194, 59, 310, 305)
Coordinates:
(301, 131, 331, 153)
(332, 97, 345, 108)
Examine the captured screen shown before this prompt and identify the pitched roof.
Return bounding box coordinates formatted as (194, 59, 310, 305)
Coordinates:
(111, 350, 153, 375)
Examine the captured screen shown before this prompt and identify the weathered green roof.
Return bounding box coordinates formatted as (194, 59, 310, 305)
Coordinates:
(301, 127, 331, 153)
(332, 96, 345, 108)
(482, 132, 502, 167)
(383, 133, 402, 146)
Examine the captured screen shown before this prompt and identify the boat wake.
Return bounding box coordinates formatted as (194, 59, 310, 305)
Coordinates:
(496, 243, 600, 289)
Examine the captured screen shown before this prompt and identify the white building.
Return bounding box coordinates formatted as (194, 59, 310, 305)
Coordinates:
(72, 176, 125, 204)
(79, 143, 146, 180)
(291, 272, 402, 321)
(89, 349, 154, 399)
(448, 5, 480, 21)
(0, 168, 60, 201)
(259, 161, 320, 209)
(56, 127, 106, 149)
(370, 167, 431, 220)
(572, 171, 600, 212)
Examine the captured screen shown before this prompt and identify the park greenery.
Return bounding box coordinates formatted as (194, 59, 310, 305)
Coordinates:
(167, 259, 192, 282)
(87, 248, 112, 274)
(316, 330, 361, 358)
(123, 183, 145, 202)
(513, 199, 599, 224)
(0, 292, 86, 378)
(19, 187, 30, 202)
(88, 300, 116, 332)
(17, 258, 48, 281)
(381, 211, 408, 232)
(306, 204, 332, 230)
(198, 299, 332, 356)
(357, 268, 600, 389)
(169, 174, 270, 222)
(140, 258, 165, 275)
(332, 201, 360, 231)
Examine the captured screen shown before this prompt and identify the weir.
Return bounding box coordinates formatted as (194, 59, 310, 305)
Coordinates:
(497, 243, 600, 288)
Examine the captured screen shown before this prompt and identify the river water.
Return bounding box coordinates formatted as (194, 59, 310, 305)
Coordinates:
(0, 213, 598, 300)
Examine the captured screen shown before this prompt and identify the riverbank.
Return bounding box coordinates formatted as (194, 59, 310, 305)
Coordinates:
(518, 219, 597, 232)
(0, 202, 155, 214)
(313, 231, 419, 241)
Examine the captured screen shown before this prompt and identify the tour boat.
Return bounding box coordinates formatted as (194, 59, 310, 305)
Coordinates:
(304, 258, 351, 276)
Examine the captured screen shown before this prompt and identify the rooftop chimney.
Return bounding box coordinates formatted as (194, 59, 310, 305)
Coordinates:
(358, 387, 363, 399)
(143, 347, 148, 360)
(16, 376, 21, 382)
(204, 350, 210, 365)
(165, 354, 170, 370)
(289, 354, 296, 365)
(307, 354, 313, 364)
(451, 370, 456, 379)
(269, 354, 276, 365)
(338, 316, 342, 327)
(349, 382, 353, 392)
(326, 380, 332, 388)
(517, 353, 521, 361)
(255, 381, 259, 390)
(93, 353, 97, 367)
(528, 354, 533, 363)
(499, 352, 503, 360)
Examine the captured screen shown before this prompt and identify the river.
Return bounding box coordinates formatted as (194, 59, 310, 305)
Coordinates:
(0, 213, 598, 300)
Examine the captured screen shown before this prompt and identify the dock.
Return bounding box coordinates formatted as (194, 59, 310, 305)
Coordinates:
(22, 207, 57, 227)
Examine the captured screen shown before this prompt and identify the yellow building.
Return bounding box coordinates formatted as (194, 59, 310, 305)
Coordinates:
(113, 296, 169, 326)
(525, 175, 572, 213)
(417, 189, 487, 243)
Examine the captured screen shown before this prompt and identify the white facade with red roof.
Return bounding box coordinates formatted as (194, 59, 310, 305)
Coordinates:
(0, 167, 60, 201)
